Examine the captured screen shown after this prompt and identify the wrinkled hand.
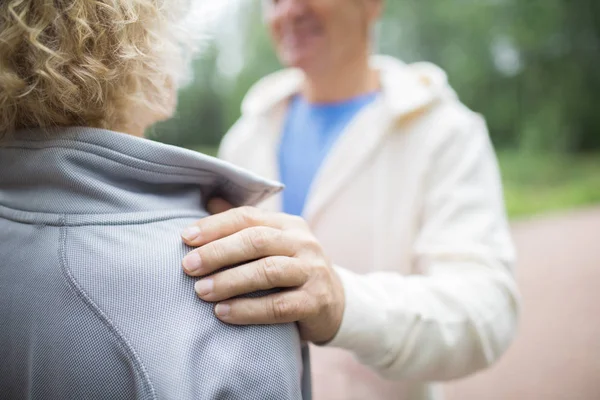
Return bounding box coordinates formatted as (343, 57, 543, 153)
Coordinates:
(180, 199, 345, 344)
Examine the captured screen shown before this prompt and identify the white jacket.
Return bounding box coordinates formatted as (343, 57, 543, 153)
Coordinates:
(218, 55, 520, 400)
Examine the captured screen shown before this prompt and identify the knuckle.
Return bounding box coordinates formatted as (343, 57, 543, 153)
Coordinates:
(262, 256, 280, 271)
(288, 215, 308, 230)
(298, 289, 324, 319)
(297, 231, 321, 251)
(271, 297, 295, 321)
(299, 257, 325, 280)
(301, 293, 318, 318)
(310, 237, 325, 252)
(314, 259, 331, 276)
(291, 259, 310, 282)
(284, 230, 315, 255)
(237, 206, 261, 226)
(243, 227, 273, 253)
(261, 257, 281, 286)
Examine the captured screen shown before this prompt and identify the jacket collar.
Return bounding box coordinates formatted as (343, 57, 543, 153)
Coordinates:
(0, 127, 282, 215)
(240, 55, 455, 224)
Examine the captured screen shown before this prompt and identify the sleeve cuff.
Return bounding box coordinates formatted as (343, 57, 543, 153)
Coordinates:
(324, 265, 392, 363)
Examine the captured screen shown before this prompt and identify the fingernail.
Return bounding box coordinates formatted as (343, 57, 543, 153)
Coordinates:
(181, 226, 201, 241)
(195, 279, 213, 297)
(182, 252, 202, 273)
(215, 304, 230, 318)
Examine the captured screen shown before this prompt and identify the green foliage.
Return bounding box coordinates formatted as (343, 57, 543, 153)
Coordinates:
(151, 0, 600, 155)
(148, 45, 226, 148)
(193, 145, 218, 157)
(380, 0, 600, 153)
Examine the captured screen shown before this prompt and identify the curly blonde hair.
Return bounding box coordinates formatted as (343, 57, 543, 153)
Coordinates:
(0, 0, 194, 139)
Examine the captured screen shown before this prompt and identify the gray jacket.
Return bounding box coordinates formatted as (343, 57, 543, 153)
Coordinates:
(0, 127, 306, 400)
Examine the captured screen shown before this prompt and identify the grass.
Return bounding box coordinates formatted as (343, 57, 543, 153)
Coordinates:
(193, 146, 600, 219)
(499, 151, 600, 218)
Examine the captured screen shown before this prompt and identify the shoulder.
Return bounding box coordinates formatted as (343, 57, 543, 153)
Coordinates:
(63, 218, 304, 397)
(378, 56, 489, 150)
(369, 55, 482, 135)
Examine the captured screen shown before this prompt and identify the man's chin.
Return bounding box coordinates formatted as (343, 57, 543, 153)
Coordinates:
(279, 51, 316, 71)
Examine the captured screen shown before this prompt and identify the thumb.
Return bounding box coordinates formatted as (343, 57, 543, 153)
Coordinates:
(207, 197, 234, 214)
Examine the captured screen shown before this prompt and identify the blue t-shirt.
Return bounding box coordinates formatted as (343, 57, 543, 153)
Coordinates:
(278, 92, 378, 216)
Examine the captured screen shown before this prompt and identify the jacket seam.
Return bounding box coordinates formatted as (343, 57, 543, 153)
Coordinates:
(0, 205, 204, 227)
(59, 220, 157, 400)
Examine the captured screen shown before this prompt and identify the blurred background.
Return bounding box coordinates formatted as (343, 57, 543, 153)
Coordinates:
(152, 1, 600, 398)
(151, 0, 600, 220)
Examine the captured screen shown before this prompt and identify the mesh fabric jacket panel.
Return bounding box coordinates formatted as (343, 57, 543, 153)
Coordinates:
(0, 127, 305, 400)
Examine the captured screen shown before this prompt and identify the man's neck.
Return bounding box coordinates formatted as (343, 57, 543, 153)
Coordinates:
(301, 54, 380, 104)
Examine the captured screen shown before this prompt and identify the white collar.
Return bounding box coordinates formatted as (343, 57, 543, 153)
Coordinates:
(240, 55, 456, 119)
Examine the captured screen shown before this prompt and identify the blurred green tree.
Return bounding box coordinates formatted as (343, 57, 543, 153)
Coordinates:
(151, 0, 600, 154)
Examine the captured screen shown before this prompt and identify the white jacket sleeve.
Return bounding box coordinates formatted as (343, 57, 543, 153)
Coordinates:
(326, 114, 520, 381)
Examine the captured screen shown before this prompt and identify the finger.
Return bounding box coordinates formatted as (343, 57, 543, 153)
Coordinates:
(182, 226, 296, 276)
(181, 206, 307, 247)
(207, 197, 233, 215)
(181, 206, 271, 246)
(214, 290, 315, 325)
(194, 257, 308, 302)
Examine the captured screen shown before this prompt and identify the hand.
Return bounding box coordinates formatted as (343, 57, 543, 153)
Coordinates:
(180, 199, 345, 344)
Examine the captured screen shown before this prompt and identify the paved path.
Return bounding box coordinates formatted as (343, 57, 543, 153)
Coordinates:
(446, 207, 600, 400)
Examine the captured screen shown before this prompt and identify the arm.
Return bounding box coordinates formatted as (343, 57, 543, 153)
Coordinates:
(182, 110, 518, 382)
(327, 114, 520, 380)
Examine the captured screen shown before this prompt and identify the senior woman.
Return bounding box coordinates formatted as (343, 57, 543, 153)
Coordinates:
(180, 0, 520, 399)
(0, 1, 307, 399)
